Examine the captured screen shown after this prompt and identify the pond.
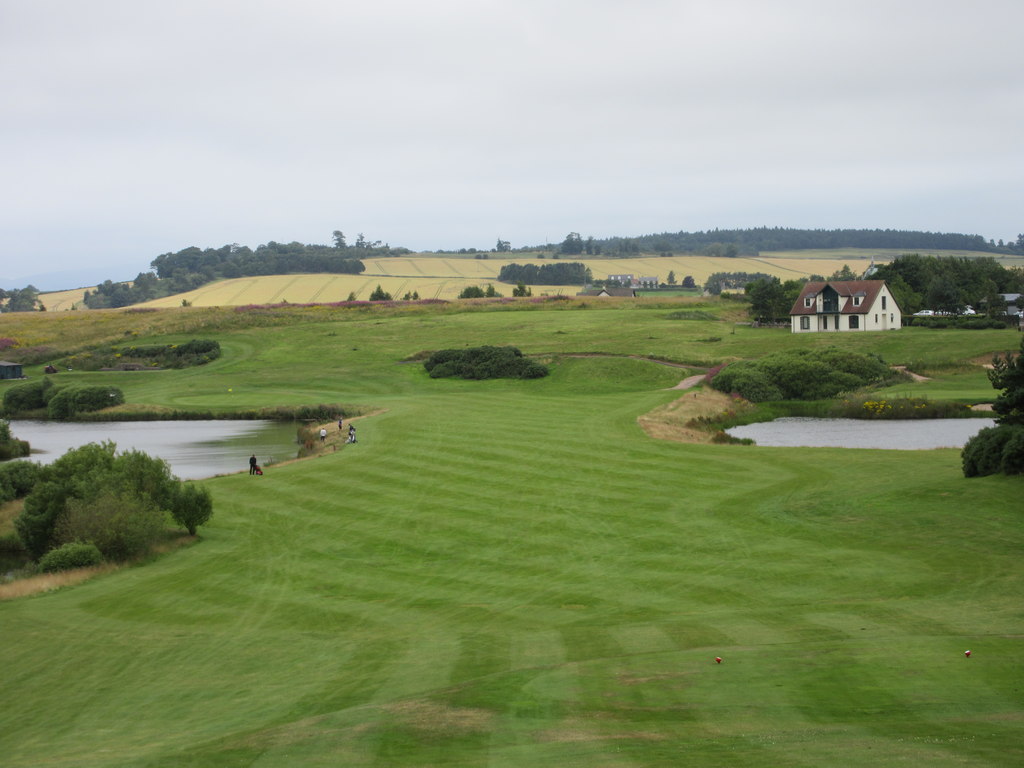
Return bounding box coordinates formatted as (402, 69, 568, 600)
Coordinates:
(725, 417, 996, 450)
(8, 420, 303, 479)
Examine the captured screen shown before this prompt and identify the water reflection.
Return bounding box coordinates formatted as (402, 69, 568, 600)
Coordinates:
(726, 417, 996, 450)
(8, 420, 301, 479)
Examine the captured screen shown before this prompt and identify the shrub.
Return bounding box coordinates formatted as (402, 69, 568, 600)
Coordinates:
(2, 378, 53, 415)
(46, 386, 125, 419)
(424, 346, 549, 380)
(0, 460, 42, 498)
(999, 429, 1024, 475)
(961, 425, 1024, 477)
(15, 442, 179, 559)
(712, 347, 890, 402)
(0, 418, 30, 459)
(170, 483, 214, 535)
(56, 491, 166, 561)
(38, 541, 104, 573)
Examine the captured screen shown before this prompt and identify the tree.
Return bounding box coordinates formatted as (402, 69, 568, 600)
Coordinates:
(495, 238, 511, 252)
(15, 442, 194, 560)
(333, 230, 347, 248)
(746, 277, 788, 323)
(829, 264, 858, 281)
(989, 337, 1024, 426)
(1, 285, 41, 312)
(926, 276, 964, 314)
(512, 282, 532, 297)
(667, 271, 677, 285)
(369, 285, 392, 301)
(962, 337, 1024, 476)
(682, 275, 696, 289)
(560, 232, 584, 255)
(458, 286, 485, 299)
(170, 483, 214, 536)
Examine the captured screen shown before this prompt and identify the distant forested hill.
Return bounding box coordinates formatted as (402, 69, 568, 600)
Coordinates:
(84, 239, 382, 308)
(556, 227, 1023, 257)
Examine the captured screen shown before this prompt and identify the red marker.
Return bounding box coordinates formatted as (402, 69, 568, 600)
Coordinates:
(964, 650, 971, 657)
(715, 657, 722, 664)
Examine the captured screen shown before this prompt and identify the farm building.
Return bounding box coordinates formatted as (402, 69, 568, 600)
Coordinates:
(789, 280, 901, 333)
(0, 361, 25, 379)
(606, 274, 658, 289)
(577, 287, 636, 298)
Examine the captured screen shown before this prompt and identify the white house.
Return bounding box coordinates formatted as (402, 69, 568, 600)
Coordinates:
(790, 280, 901, 333)
(607, 273, 658, 289)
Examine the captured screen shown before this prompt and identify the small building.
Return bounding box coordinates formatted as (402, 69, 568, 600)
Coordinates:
(606, 274, 658, 289)
(577, 287, 637, 298)
(0, 361, 24, 380)
(790, 280, 901, 333)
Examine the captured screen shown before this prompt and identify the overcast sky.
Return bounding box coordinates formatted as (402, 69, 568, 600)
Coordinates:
(2, 0, 1022, 289)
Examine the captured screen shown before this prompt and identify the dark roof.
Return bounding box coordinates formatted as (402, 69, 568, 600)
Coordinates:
(577, 288, 635, 297)
(790, 280, 895, 316)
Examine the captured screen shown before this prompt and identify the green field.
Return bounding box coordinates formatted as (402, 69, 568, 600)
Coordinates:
(1, 299, 1022, 767)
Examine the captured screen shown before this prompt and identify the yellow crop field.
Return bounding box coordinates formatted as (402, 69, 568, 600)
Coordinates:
(139, 273, 574, 308)
(42, 253, 925, 311)
(38, 286, 93, 311)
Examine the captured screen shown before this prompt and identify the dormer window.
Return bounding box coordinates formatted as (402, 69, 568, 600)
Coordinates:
(804, 297, 813, 307)
(853, 296, 863, 306)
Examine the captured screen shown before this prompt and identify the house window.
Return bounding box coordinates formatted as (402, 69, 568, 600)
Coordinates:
(849, 315, 859, 329)
(804, 297, 813, 307)
(875, 314, 879, 323)
(823, 316, 828, 330)
(890, 313, 894, 324)
(853, 296, 863, 306)
(882, 296, 887, 309)
(800, 316, 810, 330)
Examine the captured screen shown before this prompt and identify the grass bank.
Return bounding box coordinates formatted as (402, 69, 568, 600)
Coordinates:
(0, 302, 1020, 767)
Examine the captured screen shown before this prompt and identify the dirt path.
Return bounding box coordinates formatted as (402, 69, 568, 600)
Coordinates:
(638, 387, 751, 444)
(672, 374, 706, 390)
(892, 365, 931, 382)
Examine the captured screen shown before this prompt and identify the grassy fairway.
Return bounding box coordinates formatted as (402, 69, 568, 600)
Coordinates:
(0, 303, 1022, 767)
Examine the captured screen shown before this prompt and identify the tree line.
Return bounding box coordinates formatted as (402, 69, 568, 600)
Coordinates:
(568, 227, 1024, 257)
(744, 254, 1024, 322)
(497, 262, 591, 285)
(82, 232, 395, 309)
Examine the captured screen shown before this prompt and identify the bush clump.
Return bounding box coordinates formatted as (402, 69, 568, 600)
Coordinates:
(962, 425, 1024, 477)
(60, 339, 221, 371)
(38, 541, 104, 573)
(46, 386, 125, 419)
(0, 418, 30, 460)
(711, 347, 890, 402)
(1, 378, 54, 415)
(963, 337, 1024, 477)
(0, 459, 42, 502)
(15, 442, 213, 561)
(424, 346, 549, 380)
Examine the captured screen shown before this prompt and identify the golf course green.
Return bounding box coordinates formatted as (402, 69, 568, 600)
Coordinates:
(1, 298, 1021, 767)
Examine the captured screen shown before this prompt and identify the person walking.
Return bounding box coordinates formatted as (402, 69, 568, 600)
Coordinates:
(319, 427, 327, 443)
(347, 424, 357, 444)
(249, 454, 258, 475)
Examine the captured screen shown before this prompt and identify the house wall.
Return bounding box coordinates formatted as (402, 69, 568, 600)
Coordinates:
(791, 284, 901, 333)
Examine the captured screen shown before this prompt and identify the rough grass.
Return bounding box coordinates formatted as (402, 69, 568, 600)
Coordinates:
(0, 302, 1021, 767)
